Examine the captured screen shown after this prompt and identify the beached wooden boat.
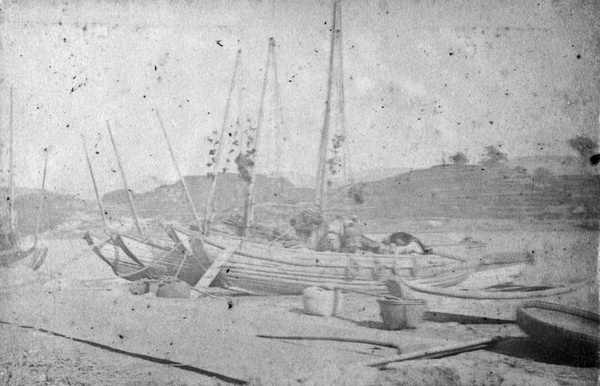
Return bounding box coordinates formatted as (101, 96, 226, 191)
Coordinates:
(1, 246, 47, 271)
(161, 1, 531, 296)
(516, 301, 600, 362)
(82, 124, 205, 286)
(167, 224, 475, 295)
(387, 277, 595, 322)
(0, 86, 48, 271)
(84, 232, 147, 281)
(84, 231, 205, 286)
(117, 232, 204, 286)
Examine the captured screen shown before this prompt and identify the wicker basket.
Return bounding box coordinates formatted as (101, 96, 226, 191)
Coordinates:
(156, 281, 191, 298)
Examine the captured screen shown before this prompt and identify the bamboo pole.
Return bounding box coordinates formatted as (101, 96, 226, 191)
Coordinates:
(361, 337, 498, 367)
(204, 49, 242, 235)
(257, 335, 401, 352)
(81, 135, 108, 230)
(8, 85, 15, 237)
(271, 43, 287, 192)
(34, 147, 49, 245)
(315, 0, 340, 212)
(155, 110, 202, 227)
(242, 38, 275, 237)
(106, 121, 143, 236)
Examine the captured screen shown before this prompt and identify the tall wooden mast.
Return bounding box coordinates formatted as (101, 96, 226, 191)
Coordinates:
(34, 148, 49, 244)
(82, 135, 108, 230)
(156, 109, 202, 228)
(204, 49, 242, 235)
(106, 121, 143, 236)
(315, 0, 343, 212)
(242, 38, 275, 237)
(8, 85, 15, 237)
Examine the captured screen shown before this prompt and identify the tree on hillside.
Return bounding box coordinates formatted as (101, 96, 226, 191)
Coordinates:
(449, 152, 469, 165)
(481, 145, 508, 165)
(348, 183, 367, 204)
(568, 135, 598, 174)
(568, 135, 597, 159)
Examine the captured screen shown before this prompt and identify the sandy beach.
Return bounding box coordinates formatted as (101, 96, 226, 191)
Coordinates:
(1, 222, 597, 385)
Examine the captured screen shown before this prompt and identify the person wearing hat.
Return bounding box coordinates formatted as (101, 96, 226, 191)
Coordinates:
(381, 232, 430, 254)
(315, 215, 344, 252)
(342, 215, 363, 253)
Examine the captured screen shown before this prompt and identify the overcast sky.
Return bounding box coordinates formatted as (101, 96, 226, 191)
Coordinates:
(0, 0, 598, 198)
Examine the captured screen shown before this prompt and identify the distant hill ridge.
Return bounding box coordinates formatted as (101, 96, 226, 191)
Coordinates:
(99, 157, 599, 224)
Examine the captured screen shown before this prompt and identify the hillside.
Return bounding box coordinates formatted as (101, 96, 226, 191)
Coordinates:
(1, 190, 89, 236)
(97, 164, 600, 230)
(289, 167, 412, 188)
(102, 173, 314, 225)
(343, 164, 600, 222)
(506, 155, 582, 176)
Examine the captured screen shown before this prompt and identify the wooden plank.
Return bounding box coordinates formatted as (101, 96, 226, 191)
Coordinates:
(196, 249, 235, 288)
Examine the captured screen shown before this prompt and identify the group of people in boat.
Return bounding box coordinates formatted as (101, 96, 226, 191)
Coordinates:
(313, 215, 430, 255)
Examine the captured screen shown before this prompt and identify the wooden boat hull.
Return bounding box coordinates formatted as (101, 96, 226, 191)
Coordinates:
(392, 278, 595, 322)
(516, 301, 600, 362)
(167, 225, 472, 295)
(84, 232, 205, 286)
(116, 233, 205, 286)
(84, 232, 150, 281)
(163, 226, 226, 288)
(1, 246, 48, 271)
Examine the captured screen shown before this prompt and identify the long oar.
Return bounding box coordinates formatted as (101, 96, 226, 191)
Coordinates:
(155, 110, 201, 228)
(81, 135, 108, 230)
(33, 147, 49, 245)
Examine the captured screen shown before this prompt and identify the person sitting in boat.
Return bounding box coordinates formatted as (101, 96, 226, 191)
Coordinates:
(381, 232, 431, 255)
(315, 215, 344, 252)
(341, 216, 363, 253)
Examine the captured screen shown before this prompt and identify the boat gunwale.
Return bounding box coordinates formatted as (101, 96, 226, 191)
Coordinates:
(516, 300, 600, 357)
(518, 300, 600, 323)
(173, 225, 463, 268)
(397, 278, 593, 300)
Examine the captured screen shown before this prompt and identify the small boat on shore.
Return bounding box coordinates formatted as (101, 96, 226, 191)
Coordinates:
(387, 277, 595, 322)
(84, 232, 146, 281)
(84, 231, 205, 286)
(516, 301, 600, 364)
(82, 120, 206, 287)
(1, 86, 48, 271)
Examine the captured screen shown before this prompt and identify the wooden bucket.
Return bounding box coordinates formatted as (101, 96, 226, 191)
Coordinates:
(302, 286, 342, 316)
(378, 299, 428, 330)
